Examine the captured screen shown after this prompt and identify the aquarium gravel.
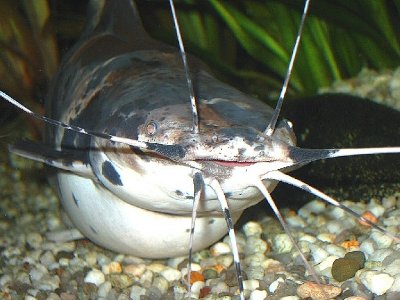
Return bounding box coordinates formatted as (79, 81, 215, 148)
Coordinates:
(1, 68, 400, 300)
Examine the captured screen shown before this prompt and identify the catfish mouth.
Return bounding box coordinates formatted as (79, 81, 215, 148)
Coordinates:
(205, 160, 255, 167)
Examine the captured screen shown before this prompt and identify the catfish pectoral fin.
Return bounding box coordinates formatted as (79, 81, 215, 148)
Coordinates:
(10, 139, 93, 177)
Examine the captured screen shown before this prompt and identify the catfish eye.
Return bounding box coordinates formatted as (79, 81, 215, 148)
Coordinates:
(145, 121, 158, 136)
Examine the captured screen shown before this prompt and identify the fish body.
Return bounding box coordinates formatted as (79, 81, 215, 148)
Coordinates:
(45, 0, 296, 258)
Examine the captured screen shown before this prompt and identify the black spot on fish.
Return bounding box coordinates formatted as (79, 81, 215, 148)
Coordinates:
(185, 228, 190, 233)
(89, 225, 98, 234)
(72, 193, 79, 207)
(254, 145, 265, 151)
(208, 219, 215, 225)
(224, 192, 232, 198)
(185, 196, 194, 200)
(102, 161, 123, 186)
(175, 190, 183, 196)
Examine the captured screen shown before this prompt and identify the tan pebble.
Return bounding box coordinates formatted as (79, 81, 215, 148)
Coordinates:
(124, 263, 146, 276)
(261, 259, 285, 273)
(147, 263, 166, 273)
(316, 233, 335, 243)
(344, 297, 367, 300)
(211, 264, 226, 274)
(297, 281, 341, 300)
(210, 242, 231, 256)
(102, 261, 122, 274)
(60, 292, 76, 300)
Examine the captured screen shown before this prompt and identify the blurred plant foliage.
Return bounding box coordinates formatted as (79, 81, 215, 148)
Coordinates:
(141, 0, 400, 100)
(0, 0, 58, 109)
(1, 0, 400, 107)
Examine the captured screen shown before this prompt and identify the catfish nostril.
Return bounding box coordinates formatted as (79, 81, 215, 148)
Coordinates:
(146, 121, 158, 136)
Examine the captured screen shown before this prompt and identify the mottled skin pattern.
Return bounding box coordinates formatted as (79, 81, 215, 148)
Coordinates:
(45, 0, 296, 258)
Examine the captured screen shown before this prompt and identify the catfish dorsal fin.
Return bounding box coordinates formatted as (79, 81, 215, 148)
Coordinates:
(69, 0, 170, 65)
(84, 0, 146, 42)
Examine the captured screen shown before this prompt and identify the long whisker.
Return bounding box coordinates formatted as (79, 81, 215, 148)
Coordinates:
(253, 179, 323, 286)
(0, 91, 188, 160)
(186, 172, 204, 296)
(265, 0, 311, 136)
(262, 170, 400, 243)
(209, 178, 245, 300)
(169, 0, 199, 134)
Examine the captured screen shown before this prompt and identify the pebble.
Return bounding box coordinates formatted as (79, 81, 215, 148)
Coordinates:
(191, 280, 205, 295)
(35, 274, 60, 291)
(243, 279, 260, 291)
(242, 221, 263, 237)
(84, 269, 105, 286)
(297, 282, 341, 300)
(269, 277, 284, 293)
(370, 231, 394, 248)
(216, 254, 234, 268)
(249, 289, 267, 300)
(298, 200, 326, 218)
(109, 274, 134, 289)
(203, 268, 219, 280)
(286, 215, 306, 228)
(130, 285, 146, 300)
(102, 261, 122, 274)
(357, 270, 394, 295)
(316, 233, 335, 243)
(308, 244, 329, 264)
(325, 244, 346, 257)
(246, 266, 264, 280)
(367, 199, 385, 217)
(369, 248, 393, 262)
(211, 281, 230, 294)
(160, 267, 181, 282)
(124, 263, 146, 276)
(359, 238, 377, 256)
(26, 232, 44, 249)
(145, 286, 163, 299)
(147, 263, 166, 273)
(97, 281, 112, 298)
(210, 242, 231, 256)
(139, 269, 154, 287)
(382, 195, 397, 209)
(245, 236, 268, 255)
(273, 234, 293, 253)
(389, 274, 400, 292)
(314, 255, 338, 276)
(384, 259, 400, 276)
(331, 254, 363, 282)
(40, 251, 56, 266)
